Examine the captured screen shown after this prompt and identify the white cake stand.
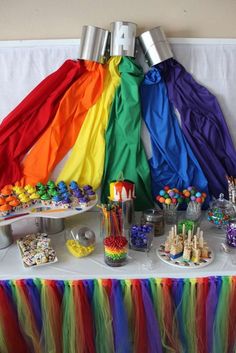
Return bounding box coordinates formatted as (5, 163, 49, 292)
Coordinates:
(0, 198, 98, 248)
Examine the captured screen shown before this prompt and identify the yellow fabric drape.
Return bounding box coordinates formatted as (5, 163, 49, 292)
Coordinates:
(57, 57, 121, 189)
(20, 61, 106, 186)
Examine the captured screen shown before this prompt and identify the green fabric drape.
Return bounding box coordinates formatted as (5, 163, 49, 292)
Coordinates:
(101, 57, 153, 211)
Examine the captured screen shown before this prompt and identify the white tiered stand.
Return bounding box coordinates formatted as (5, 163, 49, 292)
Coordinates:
(0, 198, 98, 248)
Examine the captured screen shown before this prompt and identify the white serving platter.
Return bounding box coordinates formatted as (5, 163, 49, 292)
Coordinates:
(156, 243, 214, 269)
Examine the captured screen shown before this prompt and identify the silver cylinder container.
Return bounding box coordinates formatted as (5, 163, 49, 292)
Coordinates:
(139, 26, 173, 66)
(110, 21, 137, 57)
(0, 224, 13, 249)
(36, 218, 65, 234)
(78, 25, 109, 63)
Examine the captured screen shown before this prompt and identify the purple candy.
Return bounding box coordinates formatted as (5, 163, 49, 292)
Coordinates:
(83, 185, 93, 191)
(226, 223, 236, 247)
(79, 197, 89, 203)
(86, 190, 95, 195)
(73, 190, 83, 198)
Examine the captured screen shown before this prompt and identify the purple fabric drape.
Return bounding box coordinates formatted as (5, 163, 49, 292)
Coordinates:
(158, 58, 236, 198)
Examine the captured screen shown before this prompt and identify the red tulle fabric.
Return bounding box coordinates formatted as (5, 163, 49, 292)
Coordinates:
(0, 60, 84, 188)
(0, 283, 30, 353)
(131, 279, 148, 353)
(75, 281, 96, 353)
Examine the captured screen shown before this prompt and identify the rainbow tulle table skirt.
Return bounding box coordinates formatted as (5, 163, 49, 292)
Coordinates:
(0, 276, 235, 353)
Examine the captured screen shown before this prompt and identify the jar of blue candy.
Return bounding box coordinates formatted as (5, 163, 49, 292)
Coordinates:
(129, 224, 154, 252)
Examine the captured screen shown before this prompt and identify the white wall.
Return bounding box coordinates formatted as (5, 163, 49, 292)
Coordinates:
(1, 0, 236, 40)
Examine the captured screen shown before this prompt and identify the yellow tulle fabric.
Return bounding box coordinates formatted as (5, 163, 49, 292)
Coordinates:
(57, 57, 121, 189)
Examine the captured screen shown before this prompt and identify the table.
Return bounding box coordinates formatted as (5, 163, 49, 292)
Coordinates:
(0, 211, 235, 353)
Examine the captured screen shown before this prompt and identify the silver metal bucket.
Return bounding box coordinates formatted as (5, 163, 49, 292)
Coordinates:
(0, 224, 13, 249)
(139, 26, 173, 66)
(78, 25, 109, 63)
(36, 218, 65, 234)
(110, 21, 137, 57)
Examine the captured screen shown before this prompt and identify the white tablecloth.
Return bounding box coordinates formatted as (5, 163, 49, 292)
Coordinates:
(1, 211, 235, 280)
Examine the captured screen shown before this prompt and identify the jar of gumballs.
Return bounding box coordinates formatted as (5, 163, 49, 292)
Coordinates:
(208, 193, 236, 229)
(129, 224, 154, 252)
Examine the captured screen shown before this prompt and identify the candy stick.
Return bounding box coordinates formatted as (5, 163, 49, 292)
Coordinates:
(182, 223, 186, 238)
(196, 227, 200, 237)
(194, 235, 197, 249)
(171, 227, 174, 239)
(199, 230, 204, 248)
(188, 230, 192, 245)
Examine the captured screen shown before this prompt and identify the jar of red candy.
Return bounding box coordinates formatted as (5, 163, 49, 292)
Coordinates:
(103, 235, 128, 267)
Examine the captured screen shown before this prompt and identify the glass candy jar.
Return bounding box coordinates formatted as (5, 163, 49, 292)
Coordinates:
(103, 235, 128, 267)
(142, 209, 164, 237)
(208, 193, 236, 229)
(129, 224, 154, 252)
(65, 225, 96, 258)
(186, 201, 202, 221)
(226, 219, 236, 247)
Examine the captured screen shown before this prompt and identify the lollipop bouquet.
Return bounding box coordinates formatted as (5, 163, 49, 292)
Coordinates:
(156, 186, 184, 224)
(182, 187, 207, 221)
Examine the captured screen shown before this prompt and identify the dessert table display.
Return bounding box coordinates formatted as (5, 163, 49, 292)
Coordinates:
(0, 211, 236, 353)
(1, 21, 236, 353)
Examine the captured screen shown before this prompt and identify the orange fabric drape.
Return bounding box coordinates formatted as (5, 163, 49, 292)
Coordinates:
(20, 61, 106, 186)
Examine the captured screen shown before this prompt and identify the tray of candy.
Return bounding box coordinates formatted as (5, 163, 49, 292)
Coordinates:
(17, 232, 58, 268)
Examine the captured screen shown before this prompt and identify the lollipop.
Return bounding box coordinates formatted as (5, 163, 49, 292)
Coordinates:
(182, 186, 207, 204)
(156, 186, 183, 224)
(184, 186, 207, 221)
(156, 186, 183, 208)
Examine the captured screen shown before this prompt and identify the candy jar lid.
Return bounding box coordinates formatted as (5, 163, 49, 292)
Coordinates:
(210, 193, 235, 216)
(142, 209, 163, 223)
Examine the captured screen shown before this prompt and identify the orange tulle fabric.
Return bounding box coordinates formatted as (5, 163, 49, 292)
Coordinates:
(20, 61, 105, 185)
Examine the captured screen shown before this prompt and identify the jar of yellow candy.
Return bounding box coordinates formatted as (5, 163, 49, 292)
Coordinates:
(65, 225, 96, 257)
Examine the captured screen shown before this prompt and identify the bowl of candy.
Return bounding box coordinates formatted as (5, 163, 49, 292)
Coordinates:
(208, 193, 236, 229)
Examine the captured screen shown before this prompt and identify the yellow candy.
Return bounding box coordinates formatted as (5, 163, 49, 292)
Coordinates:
(29, 192, 40, 199)
(66, 240, 95, 258)
(27, 187, 37, 194)
(24, 184, 32, 191)
(165, 198, 172, 205)
(15, 188, 25, 195)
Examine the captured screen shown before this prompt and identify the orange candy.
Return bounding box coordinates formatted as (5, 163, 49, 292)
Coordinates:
(0, 197, 6, 206)
(0, 204, 12, 212)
